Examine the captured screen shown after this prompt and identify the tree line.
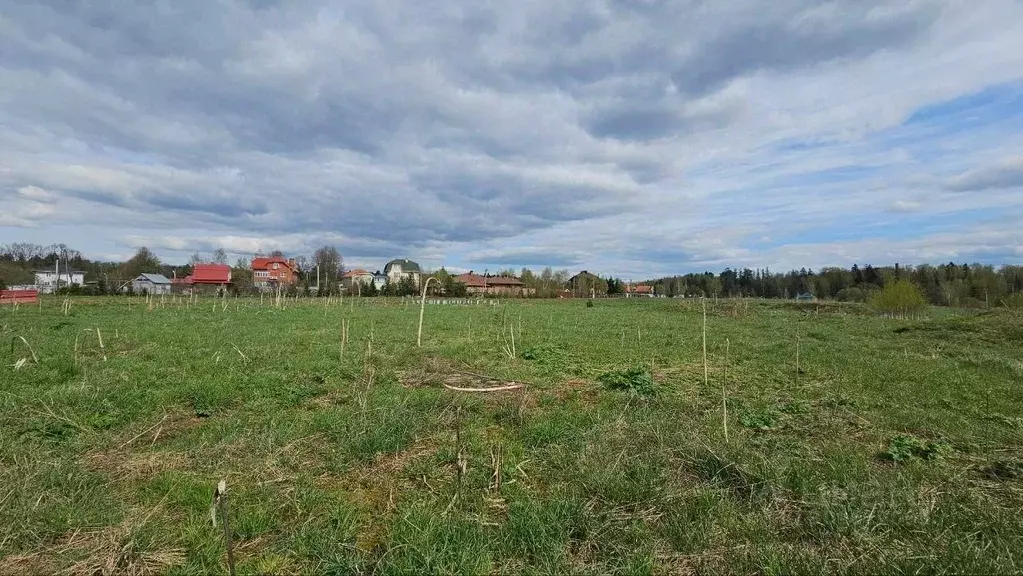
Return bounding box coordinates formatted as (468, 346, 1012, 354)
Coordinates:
(2, 242, 1021, 307)
(645, 263, 1023, 307)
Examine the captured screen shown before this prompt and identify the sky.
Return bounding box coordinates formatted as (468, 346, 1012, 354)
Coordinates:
(2, 0, 1023, 279)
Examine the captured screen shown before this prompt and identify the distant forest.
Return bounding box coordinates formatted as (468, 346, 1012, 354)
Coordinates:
(1, 242, 1021, 307)
(643, 264, 1023, 307)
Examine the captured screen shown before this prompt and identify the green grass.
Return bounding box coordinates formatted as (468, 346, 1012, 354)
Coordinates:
(1, 296, 1022, 574)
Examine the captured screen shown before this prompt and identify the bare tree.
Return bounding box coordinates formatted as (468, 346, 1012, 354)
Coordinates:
(313, 246, 344, 286)
(212, 248, 229, 264)
(1, 243, 47, 263)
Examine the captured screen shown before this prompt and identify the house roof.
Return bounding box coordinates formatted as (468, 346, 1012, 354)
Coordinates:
(342, 269, 372, 278)
(136, 273, 171, 284)
(34, 269, 87, 275)
(485, 276, 524, 286)
(627, 284, 654, 294)
(190, 263, 231, 284)
(384, 259, 421, 273)
(455, 273, 524, 287)
(455, 273, 486, 288)
(252, 257, 297, 271)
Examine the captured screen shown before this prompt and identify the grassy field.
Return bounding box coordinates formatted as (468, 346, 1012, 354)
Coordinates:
(1, 296, 1022, 575)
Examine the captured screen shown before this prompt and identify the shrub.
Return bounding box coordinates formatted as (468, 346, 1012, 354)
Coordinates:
(868, 280, 928, 319)
(959, 296, 987, 310)
(835, 287, 865, 302)
(1001, 293, 1023, 309)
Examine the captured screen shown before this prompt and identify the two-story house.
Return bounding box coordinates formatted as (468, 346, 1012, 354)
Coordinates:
(252, 257, 299, 289)
(384, 258, 421, 287)
(34, 264, 86, 294)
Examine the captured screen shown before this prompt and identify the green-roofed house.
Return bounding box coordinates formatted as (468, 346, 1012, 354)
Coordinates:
(384, 258, 421, 287)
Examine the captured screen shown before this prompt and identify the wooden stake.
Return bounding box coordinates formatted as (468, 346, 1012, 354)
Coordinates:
(795, 334, 801, 386)
(211, 480, 236, 576)
(702, 298, 708, 388)
(723, 338, 730, 443)
(96, 328, 107, 362)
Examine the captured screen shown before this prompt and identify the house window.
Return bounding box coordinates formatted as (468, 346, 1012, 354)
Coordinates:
(272, 263, 279, 269)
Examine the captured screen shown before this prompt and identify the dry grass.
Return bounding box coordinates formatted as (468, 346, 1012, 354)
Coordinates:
(84, 450, 189, 480)
(57, 512, 185, 576)
(0, 552, 57, 576)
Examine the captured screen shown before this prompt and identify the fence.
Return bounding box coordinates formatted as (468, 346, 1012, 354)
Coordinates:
(422, 298, 500, 306)
(0, 289, 40, 304)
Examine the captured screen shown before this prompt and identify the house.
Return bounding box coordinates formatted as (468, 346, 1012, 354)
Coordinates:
(130, 273, 172, 295)
(455, 272, 530, 297)
(372, 272, 388, 291)
(795, 292, 817, 302)
(252, 257, 299, 289)
(384, 258, 421, 287)
(567, 270, 606, 298)
(33, 264, 86, 294)
(173, 263, 232, 294)
(624, 284, 655, 298)
(341, 269, 374, 294)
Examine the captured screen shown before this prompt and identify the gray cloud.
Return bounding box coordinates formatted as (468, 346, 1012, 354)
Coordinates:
(946, 157, 1023, 191)
(1, 0, 1021, 273)
(462, 248, 586, 268)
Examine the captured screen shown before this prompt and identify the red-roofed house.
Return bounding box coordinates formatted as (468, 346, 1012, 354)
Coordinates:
(171, 263, 231, 294)
(251, 257, 299, 288)
(190, 263, 231, 285)
(341, 269, 374, 293)
(455, 272, 531, 297)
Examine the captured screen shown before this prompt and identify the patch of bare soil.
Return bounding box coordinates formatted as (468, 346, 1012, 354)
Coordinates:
(85, 450, 189, 480)
(553, 378, 599, 403)
(139, 409, 206, 447)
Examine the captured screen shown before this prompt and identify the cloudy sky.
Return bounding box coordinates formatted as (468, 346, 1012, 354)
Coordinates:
(2, 0, 1022, 278)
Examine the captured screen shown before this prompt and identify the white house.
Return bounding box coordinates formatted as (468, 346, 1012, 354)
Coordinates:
(384, 258, 421, 287)
(34, 264, 85, 294)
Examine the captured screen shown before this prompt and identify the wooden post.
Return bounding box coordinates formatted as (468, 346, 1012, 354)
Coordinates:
(417, 277, 436, 347)
(212, 480, 236, 576)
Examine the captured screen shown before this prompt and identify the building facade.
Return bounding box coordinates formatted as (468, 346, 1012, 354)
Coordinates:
(341, 269, 374, 292)
(455, 272, 530, 297)
(384, 259, 421, 287)
(34, 267, 86, 294)
(130, 273, 172, 295)
(251, 257, 299, 289)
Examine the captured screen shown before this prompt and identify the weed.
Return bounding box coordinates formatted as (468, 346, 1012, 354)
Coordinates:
(597, 366, 656, 397)
(739, 408, 780, 430)
(883, 434, 952, 463)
